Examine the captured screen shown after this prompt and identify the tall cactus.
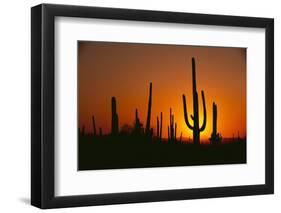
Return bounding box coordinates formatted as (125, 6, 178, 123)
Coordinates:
(145, 82, 152, 137)
(160, 112, 163, 141)
(134, 108, 142, 134)
(182, 57, 207, 145)
(209, 102, 222, 144)
(168, 126, 170, 140)
(111, 97, 119, 135)
(168, 108, 177, 142)
(156, 112, 163, 141)
(92, 115, 97, 136)
(157, 116, 160, 138)
(170, 108, 174, 140)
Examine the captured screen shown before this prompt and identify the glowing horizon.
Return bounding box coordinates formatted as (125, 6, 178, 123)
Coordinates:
(78, 41, 246, 140)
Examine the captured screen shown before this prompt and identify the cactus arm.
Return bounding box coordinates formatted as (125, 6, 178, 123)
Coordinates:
(182, 94, 194, 130)
(199, 90, 207, 131)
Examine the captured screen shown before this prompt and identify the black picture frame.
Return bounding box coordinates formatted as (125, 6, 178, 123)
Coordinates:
(31, 3, 274, 209)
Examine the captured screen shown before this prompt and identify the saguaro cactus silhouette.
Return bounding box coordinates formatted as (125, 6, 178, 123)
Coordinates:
(156, 112, 163, 141)
(160, 112, 163, 141)
(182, 57, 207, 145)
(168, 108, 177, 142)
(134, 109, 142, 135)
(145, 82, 153, 137)
(111, 97, 119, 135)
(92, 115, 97, 136)
(209, 102, 222, 144)
(157, 116, 160, 138)
(168, 126, 170, 140)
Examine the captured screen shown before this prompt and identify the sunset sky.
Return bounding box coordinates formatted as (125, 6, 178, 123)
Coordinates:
(78, 41, 246, 141)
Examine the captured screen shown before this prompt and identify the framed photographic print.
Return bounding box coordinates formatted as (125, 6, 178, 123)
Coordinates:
(31, 4, 274, 209)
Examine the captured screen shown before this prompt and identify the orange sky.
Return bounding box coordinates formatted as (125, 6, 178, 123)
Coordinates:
(78, 41, 246, 140)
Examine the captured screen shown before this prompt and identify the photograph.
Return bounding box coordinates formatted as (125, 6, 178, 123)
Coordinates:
(78, 41, 247, 170)
(30, 3, 274, 209)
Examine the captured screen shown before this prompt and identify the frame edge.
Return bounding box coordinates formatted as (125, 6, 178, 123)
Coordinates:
(31, 4, 43, 208)
(265, 18, 274, 194)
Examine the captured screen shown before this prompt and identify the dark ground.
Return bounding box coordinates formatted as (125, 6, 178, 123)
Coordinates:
(78, 134, 246, 170)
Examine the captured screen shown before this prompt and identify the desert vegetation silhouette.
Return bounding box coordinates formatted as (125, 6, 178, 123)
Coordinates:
(79, 57, 246, 170)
